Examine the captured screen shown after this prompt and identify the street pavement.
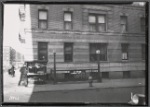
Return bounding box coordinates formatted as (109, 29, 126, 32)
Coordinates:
(3, 69, 146, 103)
(28, 86, 145, 103)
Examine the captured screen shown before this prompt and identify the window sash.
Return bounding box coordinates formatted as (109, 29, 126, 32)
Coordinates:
(121, 44, 128, 52)
(38, 42, 48, 61)
(98, 15, 105, 23)
(120, 16, 127, 32)
(90, 54, 107, 61)
(64, 12, 72, 30)
(39, 54, 47, 60)
(121, 24, 127, 32)
(121, 44, 128, 60)
(64, 43, 73, 62)
(39, 43, 47, 48)
(64, 12, 72, 22)
(39, 21, 47, 29)
(39, 11, 47, 20)
(89, 43, 107, 61)
(122, 52, 128, 60)
(98, 23, 106, 32)
(38, 10, 48, 29)
(89, 14, 106, 32)
(65, 54, 73, 62)
(64, 22, 72, 30)
(89, 24, 96, 31)
(89, 15, 96, 23)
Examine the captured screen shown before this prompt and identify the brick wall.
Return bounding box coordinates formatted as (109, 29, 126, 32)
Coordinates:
(24, 4, 146, 73)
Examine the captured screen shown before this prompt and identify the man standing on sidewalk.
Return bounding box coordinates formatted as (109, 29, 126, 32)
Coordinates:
(18, 62, 28, 87)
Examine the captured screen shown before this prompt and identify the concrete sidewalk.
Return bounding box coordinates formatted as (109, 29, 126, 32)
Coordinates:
(32, 78, 145, 92)
(3, 69, 145, 94)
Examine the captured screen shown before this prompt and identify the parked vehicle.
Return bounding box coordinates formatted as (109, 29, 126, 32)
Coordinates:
(26, 60, 47, 84)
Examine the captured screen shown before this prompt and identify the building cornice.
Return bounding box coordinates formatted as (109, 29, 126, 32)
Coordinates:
(82, 5, 112, 11)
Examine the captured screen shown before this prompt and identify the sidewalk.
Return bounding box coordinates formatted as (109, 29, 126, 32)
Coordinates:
(32, 78, 145, 92)
(3, 70, 145, 94)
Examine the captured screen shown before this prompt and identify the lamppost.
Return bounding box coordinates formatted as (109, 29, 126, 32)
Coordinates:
(53, 51, 57, 84)
(96, 50, 102, 82)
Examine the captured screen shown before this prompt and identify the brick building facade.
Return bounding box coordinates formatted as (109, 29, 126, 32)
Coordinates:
(4, 4, 146, 80)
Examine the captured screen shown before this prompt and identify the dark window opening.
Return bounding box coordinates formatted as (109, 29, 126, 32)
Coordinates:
(64, 43, 73, 62)
(38, 42, 48, 61)
(89, 43, 107, 62)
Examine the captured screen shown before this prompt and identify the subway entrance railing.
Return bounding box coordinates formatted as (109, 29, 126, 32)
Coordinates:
(49, 69, 101, 82)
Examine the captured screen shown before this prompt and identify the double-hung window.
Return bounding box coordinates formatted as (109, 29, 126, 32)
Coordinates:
(120, 16, 128, 32)
(98, 15, 106, 32)
(89, 43, 107, 62)
(121, 44, 128, 60)
(64, 43, 73, 62)
(64, 12, 72, 30)
(38, 42, 48, 61)
(89, 15, 96, 31)
(38, 10, 48, 29)
(89, 14, 106, 32)
(141, 17, 145, 32)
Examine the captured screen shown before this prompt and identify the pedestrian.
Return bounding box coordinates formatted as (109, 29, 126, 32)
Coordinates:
(18, 62, 28, 87)
(8, 64, 15, 77)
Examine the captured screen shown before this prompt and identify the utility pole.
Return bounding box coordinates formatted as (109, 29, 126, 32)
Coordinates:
(53, 52, 57, 84)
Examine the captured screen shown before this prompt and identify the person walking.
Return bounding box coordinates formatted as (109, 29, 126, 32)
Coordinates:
(8, 64, 15, 77)
(18, 63, 28, 87)
(11, 65, 15, 77)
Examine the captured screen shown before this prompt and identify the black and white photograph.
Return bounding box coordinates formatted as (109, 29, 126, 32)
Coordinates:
(2, 1, 148, 106)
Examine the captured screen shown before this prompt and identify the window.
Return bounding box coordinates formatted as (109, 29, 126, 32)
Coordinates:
(142, 44, 145, 60)
(121, 44, 128, 60)
(64, 12, 72, 30)
(141, 17, 145, 32)
(64, 43, 73, 62)
(38, 42, 48, 61)
(89, 43, 107, 62)
(38, 10, 48, 29)
(120, 16, 127, 32)
(89, 14, 106, 32)
(89, 15, 96, 31)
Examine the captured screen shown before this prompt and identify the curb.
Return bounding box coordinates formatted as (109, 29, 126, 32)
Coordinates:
(32, 84, 145, 93)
